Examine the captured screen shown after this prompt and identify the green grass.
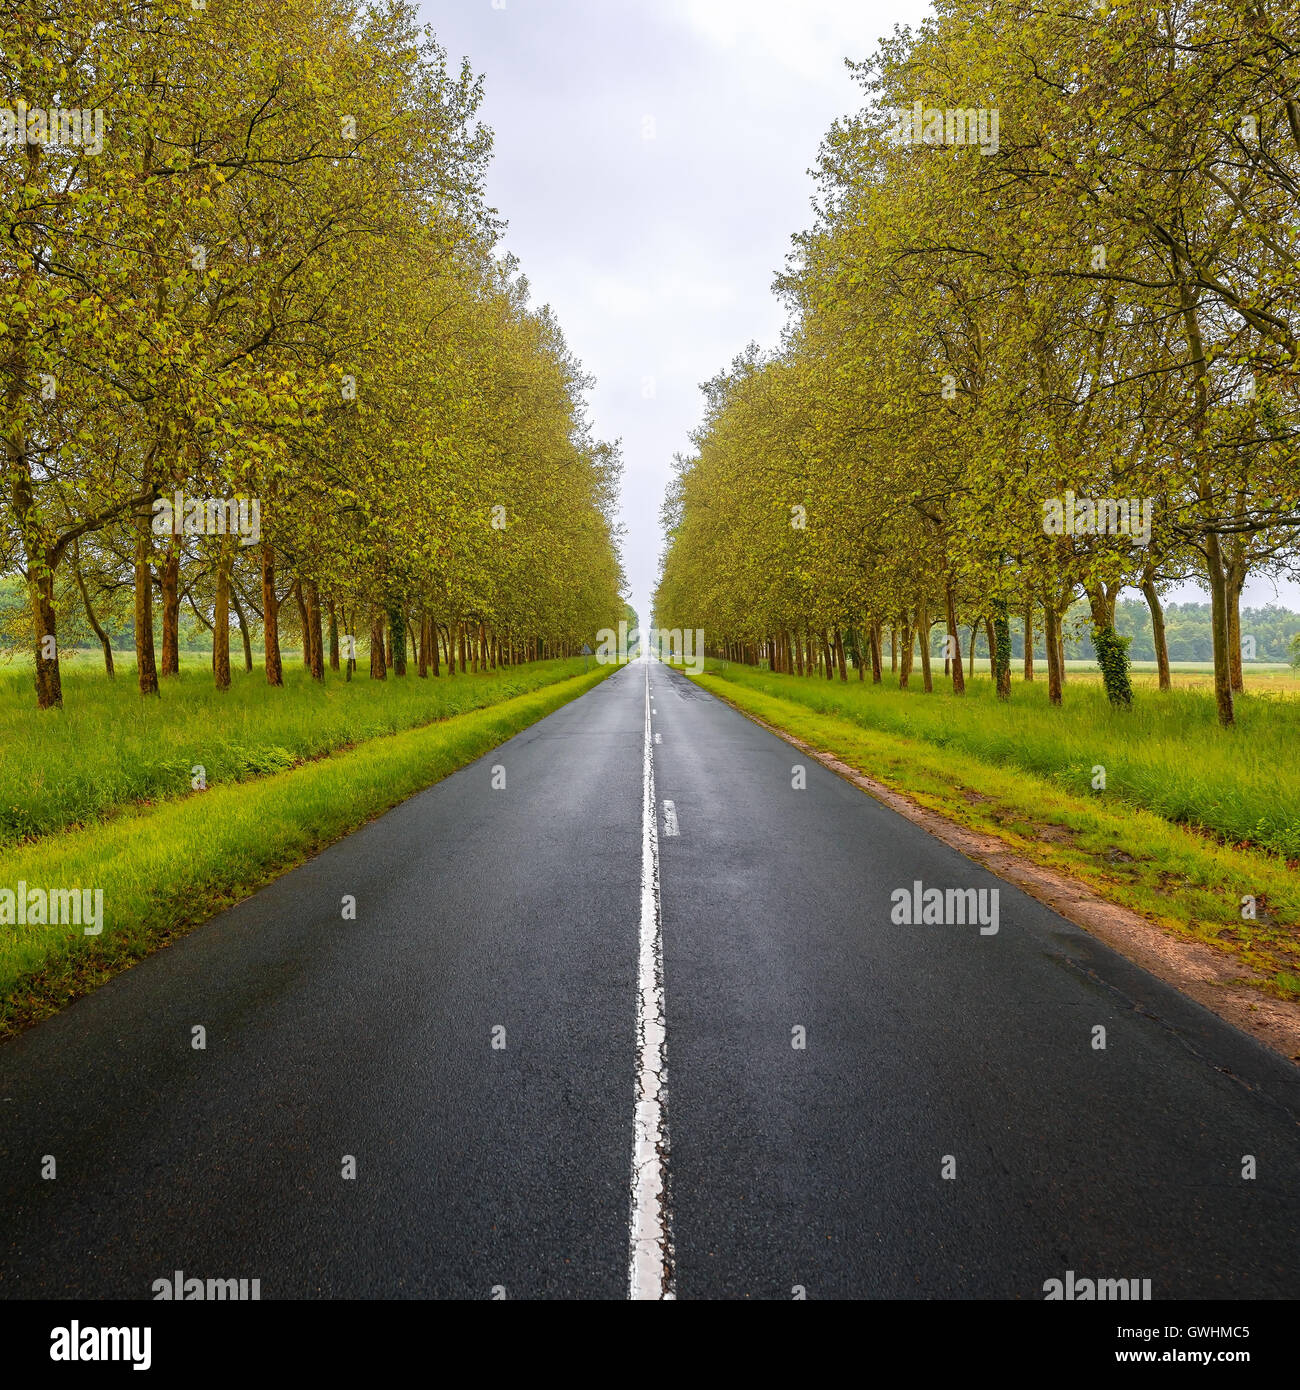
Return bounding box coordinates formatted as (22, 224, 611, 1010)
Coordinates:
(691, 667, 1300, 1004)
(702, 661, 1300, 861)
(0, 664, 612, 1036)
(0, 653, 593, 847)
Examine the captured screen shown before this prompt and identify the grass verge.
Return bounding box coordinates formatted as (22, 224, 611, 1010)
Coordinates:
(692, 667, 1300, 1004)
(696, 662, 1300, 859)
(0, 665, 611, 1038)
(0, 656, 594, 847)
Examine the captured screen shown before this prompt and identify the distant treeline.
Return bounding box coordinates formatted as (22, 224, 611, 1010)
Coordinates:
(1033, 600, 1296, 664)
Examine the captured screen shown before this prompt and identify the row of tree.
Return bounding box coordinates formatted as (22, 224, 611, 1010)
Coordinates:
(655, 0, 1298, 724)
(2, 0, 625, 709)
(718, 597, 1298, 671)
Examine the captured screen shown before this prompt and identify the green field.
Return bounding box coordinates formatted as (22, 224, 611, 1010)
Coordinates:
(703, 660, 1300, 861)
(0, 651, 591, 847)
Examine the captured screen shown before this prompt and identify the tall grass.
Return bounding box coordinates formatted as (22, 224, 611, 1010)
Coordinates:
(704, 662, 1300, 861)
(0, 657, 590, 847)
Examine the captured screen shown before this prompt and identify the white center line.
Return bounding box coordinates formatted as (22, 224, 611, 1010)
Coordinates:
(629, 660, 673, 1300)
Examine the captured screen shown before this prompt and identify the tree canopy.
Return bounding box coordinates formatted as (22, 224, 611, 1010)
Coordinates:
(655, 0, 1299, 724)
(2, 0, 626, 706)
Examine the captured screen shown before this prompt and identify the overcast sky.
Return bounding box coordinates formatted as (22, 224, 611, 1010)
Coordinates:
(422, 0, 1298, 626)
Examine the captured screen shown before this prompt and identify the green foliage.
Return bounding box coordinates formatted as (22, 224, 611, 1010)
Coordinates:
(0, 1, 625, 709)
(1092, 625, 1134, 707)
(654, 3, 1299, 731)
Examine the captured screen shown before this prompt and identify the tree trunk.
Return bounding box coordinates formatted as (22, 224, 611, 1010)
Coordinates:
(945, 582, 965, 695)
(213, 542, 232, 692)
(1023, 600, 1034, 681)
(261, 543, 283, 686)
(73, 548, 115, 678)
(291, 580, 309, 669)
(304, 580, 324, 681)
(370, 613, 387, 679)
(329, 598, 340, 672)
(134, 507, 159, 697)
(29, 567, 64, 708)
(870, 621, 883, 684)
(1085, 582, 1132, 707)
(899, 615, 913, 688)
(1141, 579, 1171, 691)
(1204, 533, 1235, 725)
(1177, 271, 1233, 725)
(917, 601, 933, 692)
(993, 600, 1011, 699)
(160, 539, 180, 676)
(389, 601, 407, 676)
(1043, 595, 1062, 706)
(835, 629, 848, 681)
(230, 582, 254, 672)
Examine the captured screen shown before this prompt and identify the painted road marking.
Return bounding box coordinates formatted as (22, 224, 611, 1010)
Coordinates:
(630, 662, 673, 1299)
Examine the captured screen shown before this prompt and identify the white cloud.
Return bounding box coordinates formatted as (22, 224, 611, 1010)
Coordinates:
(670, 0, 931, 82)
(587, 270, 738, 320)
(422, 0, 937, 620)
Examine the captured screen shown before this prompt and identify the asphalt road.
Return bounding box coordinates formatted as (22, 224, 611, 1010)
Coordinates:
(1, 658, 1297, 1300)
